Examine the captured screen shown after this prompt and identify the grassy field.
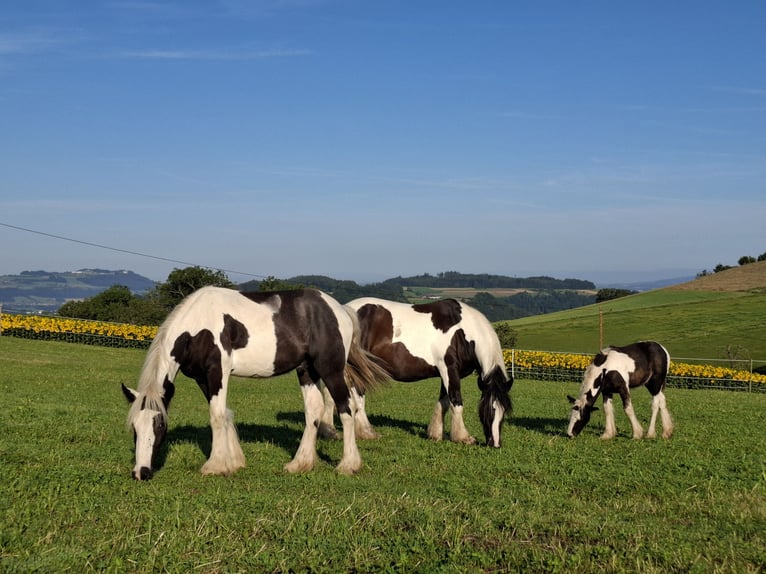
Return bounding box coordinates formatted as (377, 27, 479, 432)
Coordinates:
(1, 337, 764, 573)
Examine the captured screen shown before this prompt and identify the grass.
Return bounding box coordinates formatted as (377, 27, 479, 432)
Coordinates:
(1, 337, 765, 573)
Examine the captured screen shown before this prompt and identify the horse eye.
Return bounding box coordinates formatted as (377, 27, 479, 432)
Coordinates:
(573, 405, 580, 411)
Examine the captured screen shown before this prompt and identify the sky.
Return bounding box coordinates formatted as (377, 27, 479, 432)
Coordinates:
(1, 1, 764, 286)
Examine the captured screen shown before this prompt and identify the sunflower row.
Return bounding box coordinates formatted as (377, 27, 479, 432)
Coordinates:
(503, 349, 766, 390)
(2, 313, 764, 389)
(1, 314, 157, 349)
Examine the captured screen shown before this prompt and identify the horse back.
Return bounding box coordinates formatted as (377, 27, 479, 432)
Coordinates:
(606, 341, 669, 392)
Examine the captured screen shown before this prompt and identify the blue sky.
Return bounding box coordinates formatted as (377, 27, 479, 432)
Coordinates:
(1, 1, 764, 285)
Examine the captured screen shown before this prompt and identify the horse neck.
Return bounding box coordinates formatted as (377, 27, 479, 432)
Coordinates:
(129, 335, 178, 425)
(578, 365, 603, 404)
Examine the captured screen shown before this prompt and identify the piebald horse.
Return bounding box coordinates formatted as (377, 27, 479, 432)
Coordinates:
(567, 341, 674, 439)
(122, 286, 389, 480)
(321, 297, 512, 447)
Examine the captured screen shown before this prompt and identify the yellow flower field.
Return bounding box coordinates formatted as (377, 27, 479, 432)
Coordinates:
(1, 313, 763, 388)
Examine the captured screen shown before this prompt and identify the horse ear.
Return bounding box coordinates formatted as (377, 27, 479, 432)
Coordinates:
(122, 384, 139, 404)
(567, 395, 576, 404)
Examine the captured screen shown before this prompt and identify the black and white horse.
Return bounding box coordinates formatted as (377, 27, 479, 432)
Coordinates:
(323, 297, 512, 447)
(122, 286, 389, 480)
(567, 341, 674, 439)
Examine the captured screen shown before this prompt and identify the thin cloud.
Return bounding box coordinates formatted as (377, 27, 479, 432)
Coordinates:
(712, 85, 766, 96)
(120, 48, 311, 60)
(0, 29, 68, 56)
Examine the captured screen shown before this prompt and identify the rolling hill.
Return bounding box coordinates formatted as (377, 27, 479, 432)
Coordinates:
(500, 262, 766, 362)
(0, 269, 157, 313)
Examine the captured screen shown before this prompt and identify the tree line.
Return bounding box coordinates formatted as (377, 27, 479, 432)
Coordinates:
(698, 251, 766, 276)
(56, 267, 600, 324)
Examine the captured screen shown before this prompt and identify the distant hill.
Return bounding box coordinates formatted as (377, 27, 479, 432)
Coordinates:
(1, 268, 600, 319)
(0, 269, 157, 313)
(240, 272, 597, 321)
(500, 262, 766, 359)
(669, 261, 766, 292)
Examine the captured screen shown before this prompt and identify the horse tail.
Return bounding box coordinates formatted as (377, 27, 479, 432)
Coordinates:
(342, 305, 391, 394)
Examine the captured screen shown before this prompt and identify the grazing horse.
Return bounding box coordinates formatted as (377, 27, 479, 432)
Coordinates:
(326, 297, 512, 447)
(122, 286, 389, 480)
(567, 341, 674, 439)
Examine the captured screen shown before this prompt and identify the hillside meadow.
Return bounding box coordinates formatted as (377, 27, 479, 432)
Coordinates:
(1, 336, 764, 573)
(501, 288, 766, 361)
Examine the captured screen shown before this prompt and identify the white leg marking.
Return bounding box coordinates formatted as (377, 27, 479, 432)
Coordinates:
(623, 402, 644, 439)
(336, 411, 362, 475)
(351, 388, 380, 440)
(285, 384, 323, 473)
(647, 394, 660, 438)
(658, 392, 674, 438)
(449, 404, 477, 445)
(600, 397, 616, 439)
(202, 392, 246, 476)
(427, 396, 448, 441)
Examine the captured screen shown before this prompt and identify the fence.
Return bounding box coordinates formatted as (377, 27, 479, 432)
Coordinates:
(504, 349, 766, 394)
(2, 312, 765, 393)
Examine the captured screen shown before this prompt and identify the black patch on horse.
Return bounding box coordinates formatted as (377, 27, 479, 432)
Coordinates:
(413, 299, 462, 333)
(220, 313, 249, 354)
(356, 303, 439, 381)
(171, 330, 224, 400)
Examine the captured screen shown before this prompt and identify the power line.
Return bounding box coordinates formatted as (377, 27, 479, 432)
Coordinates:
(0, 221, 269, 280)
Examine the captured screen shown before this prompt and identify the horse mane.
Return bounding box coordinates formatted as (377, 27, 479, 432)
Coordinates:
(461, 303, 509, 384)
(126, 293, 193, 428)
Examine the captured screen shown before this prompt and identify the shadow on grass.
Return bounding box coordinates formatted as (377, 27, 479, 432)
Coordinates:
(156, 410, 434, 474)
(510, 416, 568, 436)
(275, 410, 429, 439)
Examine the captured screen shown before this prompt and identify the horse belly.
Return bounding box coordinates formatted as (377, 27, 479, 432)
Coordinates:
(375, 342, 439, 382)
(229, 346, 279, 378)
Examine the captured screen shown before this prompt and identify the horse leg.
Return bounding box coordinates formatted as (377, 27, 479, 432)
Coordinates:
(351, 387, 381, 440)
(201, 375, 246, 476)
(619, 388, 644, 439)
(284, 381, 323, 473)
(322, 375, 362, 475)
(600, 394, 617, 439)
(653, 391, 674, 438)
(444, 366, 476, 445)
(318, 384, 339, 440)
(427, 384, 450, 441)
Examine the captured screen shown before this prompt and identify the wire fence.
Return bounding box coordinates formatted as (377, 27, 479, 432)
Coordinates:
(505, 349, 766, 394)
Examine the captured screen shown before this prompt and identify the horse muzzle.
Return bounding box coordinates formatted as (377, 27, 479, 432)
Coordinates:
(132, 466, 153, 481)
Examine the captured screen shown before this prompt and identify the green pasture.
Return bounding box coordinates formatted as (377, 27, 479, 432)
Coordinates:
(502, 289, 766, 360)
(1, 337, 764, 573)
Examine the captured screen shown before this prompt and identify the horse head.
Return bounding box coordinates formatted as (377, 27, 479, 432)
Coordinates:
(122, 379, 175, 480)
(566, 366, 605, 437)
(477, 366, 513, 447)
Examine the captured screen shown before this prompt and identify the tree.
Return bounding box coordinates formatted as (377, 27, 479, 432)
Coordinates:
(493, 322, 518, 349)
(738, 256, 756, 266)
(155, 266, 235, 310)
(257, 276, 302, 292)
(596, 288, 637, 303)
(758, 252, 766, 262)
(58, 284, 166, 325)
